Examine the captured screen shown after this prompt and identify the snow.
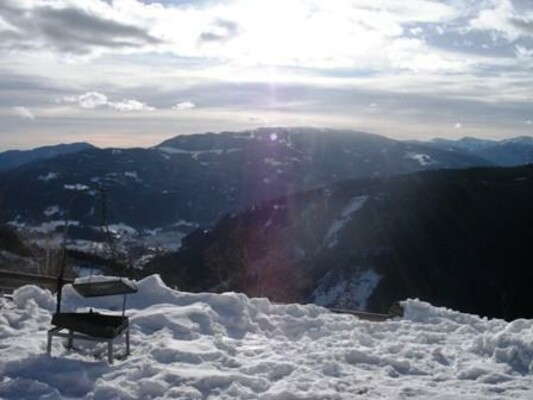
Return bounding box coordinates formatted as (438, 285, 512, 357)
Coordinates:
(64, 184, 90, 191)
(324, 196, 368, 248)
(157, 146, 235, 160)
(67, 239, 106, 253)
(1, 276, 533, 399)
(37, 172, 58, 182)
(108, 223, 138, 237)
(157, 146, 194, 155)
(73, 266, 104, 278)
(124, 171, 142, 182)
(30, 220, 80, 234)
(74, 275, 131, 284)
(313, 268, 382, 309)
(263, 158, 284, 167)
(404, 152, 438, 167)
(226, 148, 242, 154)
(140, 220, 199, 252)
(43, 205, 61, 217)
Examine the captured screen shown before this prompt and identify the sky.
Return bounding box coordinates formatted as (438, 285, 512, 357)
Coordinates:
(0, 0, 532, 150)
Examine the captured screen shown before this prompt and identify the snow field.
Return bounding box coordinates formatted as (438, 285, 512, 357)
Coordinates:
(1, 275, 532, 399)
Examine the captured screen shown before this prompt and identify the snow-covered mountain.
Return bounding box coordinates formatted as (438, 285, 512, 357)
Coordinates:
(430, 137, 498, 152)
(145, 165, 533, 320)
(424, 136, 533, 166)
(1, 275, 532, 399)
(0, 127, 492, 255)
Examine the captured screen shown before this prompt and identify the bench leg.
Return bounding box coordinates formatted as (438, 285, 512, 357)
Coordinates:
(46, 332, 53, 355)
(67, 330, 74, 350)
(125, 328, 130, 356)
(108, 340, 114, 364)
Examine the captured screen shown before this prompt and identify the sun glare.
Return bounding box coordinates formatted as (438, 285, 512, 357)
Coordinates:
(224, 0, 373, 68)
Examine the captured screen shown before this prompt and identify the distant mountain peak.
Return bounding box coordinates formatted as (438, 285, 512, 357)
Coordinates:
(157, 127, 389, 150)
(502, 136, 533, 145)
(0, 142, 96, 172)
(428, 135, 533, 166)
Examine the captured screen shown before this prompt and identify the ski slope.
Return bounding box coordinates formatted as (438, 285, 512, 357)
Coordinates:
(1, 275, 532, 399)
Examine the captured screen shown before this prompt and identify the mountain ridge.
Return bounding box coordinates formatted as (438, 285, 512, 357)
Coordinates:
(0, 142, 95, 172)
(143, 164, 533, 320)
(421, 135, 533, 166)
(0, 127, 492, 234)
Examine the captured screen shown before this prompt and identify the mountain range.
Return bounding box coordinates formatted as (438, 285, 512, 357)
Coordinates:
(0, 128, 494, 236)
(1, 127, 532, 319)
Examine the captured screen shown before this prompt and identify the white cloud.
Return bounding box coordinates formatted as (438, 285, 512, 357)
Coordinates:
(409, 27, 424, 36)
(199, 19, 240, 43)
(515, 45, 533, 58)
(61, 92, 155, 112)
(526, 119, 532, 125)
(469, 0, 533, 41)
(13, 107, 35, 121)
(454, 122, 462, 129)
(202, 0, 463, 71)
(78, 92, 109, 109)
(0, 0, 527, 74)
(0, 0, 469, 72)
(13, 106, 35, 120)
(172, 101, 196, 110)
(110, 99, 155, 112)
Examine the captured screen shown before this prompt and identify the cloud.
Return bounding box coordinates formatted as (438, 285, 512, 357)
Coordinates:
(515, 45, 533, 58)
(454, 122, 463, 129)
(0, 1, 161, 55)
(0, 0, 467, 71)
(510, 17, 533, 35)
(76, 92, 108, 109)
(62, 92, 155, 112)
(468, 0, 533, 41)
(199, 18, 240, 43)
(0, 0, 518, 75)
(110, 99, 155, 112)
(13, 106, 35, 120)
(172, 101, 196, 110)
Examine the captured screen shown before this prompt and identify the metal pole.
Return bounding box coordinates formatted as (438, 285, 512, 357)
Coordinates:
(55, 185, 110, 314)
(122, 293, 127, 317)
(55, 189, 89, 314)
(56, 196, 74, 314)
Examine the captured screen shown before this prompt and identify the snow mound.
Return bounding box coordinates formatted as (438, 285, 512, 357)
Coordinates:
(12, 285, 56, 312)
(1, 275, 532, 399)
